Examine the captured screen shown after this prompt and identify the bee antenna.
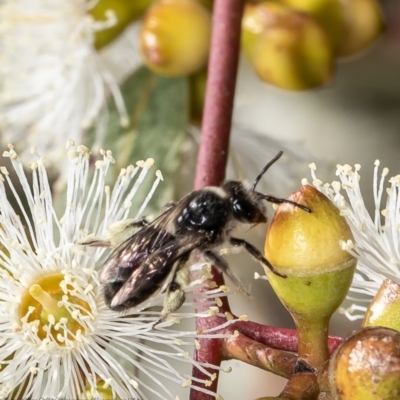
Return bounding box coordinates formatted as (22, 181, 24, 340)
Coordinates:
(260, 194, 311, 213)
(251, 151, 284, 192)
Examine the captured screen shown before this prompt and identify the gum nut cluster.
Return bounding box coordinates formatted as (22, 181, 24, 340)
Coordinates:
(241, 0, 384, 91)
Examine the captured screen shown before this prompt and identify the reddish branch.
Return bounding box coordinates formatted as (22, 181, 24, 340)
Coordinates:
(232, 321, 342, 355)
(193, 0, 244, 190)
(190, 1, 244, 399)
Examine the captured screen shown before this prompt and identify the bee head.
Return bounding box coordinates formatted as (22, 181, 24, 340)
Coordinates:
(222, 181, 267, 224)
(223, 151, 311, 224)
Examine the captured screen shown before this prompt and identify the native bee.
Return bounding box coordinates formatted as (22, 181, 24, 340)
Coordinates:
(80, 151, 310, 321)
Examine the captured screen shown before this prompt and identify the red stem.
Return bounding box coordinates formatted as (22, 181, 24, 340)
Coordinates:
(190, 1, 244, 399)
(233, 320, 343, 355)
(193, 0, 244, 190)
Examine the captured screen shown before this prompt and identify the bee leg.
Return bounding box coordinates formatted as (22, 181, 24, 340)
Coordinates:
(154, 260, 190, 327)
(229, 237, 287, 278)
(128, 217, 150, 228)
(203, 250, 250, 296)
(77, 217, 149, 248)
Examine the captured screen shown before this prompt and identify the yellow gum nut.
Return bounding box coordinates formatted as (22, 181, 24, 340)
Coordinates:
(363, 279, 400, 332)
(282, 0, 345, 50)
(90, 0, 154, 49)
(244, 3, 334, 91)
(241, 2, 290, 59)
(338, 0, 385, 58)
(140, 0, 211, 76)
(264, 185, 356, 318)
(329, 327, 400, 400)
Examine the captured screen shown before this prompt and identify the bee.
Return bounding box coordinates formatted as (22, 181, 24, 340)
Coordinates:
(80, 151, 310, 321)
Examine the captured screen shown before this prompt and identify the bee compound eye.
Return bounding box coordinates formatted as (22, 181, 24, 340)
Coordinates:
(231, 198, 266, 223)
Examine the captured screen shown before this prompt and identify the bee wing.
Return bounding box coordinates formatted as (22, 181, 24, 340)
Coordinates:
(99, 206, 181, 284)
(108, 237, 204, 310)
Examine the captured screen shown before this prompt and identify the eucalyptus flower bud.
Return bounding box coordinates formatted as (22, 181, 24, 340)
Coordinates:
(363, 279, 400, 332)
(265, 185, 356, 383)
(90, 0, 153, 49)
(329, 327, 400, 400)
(338, 0, 384, 58)
(140, 0, 211, 76)
(282, 0, 345, 49)
(242, 2, 334, 91)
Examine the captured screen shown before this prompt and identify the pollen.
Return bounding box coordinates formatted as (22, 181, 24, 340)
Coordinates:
(130, 379, 139, 389)
(224, 312, 234, 321)
(219, 285, 229, 293)
(208, 306, 219, 316)
(156, 170, 164, 180)
(181, 379, 192, 388)
(19, 273, 92, 345)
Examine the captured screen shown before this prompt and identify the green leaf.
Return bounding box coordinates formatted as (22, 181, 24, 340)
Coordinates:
(103, 66, 190, 215)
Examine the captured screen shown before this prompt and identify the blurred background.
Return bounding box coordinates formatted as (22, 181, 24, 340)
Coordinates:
(1, 0, 399, 398)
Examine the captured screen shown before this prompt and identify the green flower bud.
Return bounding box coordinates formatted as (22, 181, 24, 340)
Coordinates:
(282, 0, 345, 49)
(90, 0, 154, 49)
(242, 2, 334, 91)
(140, 0, 211, 76)
(329, 327, 400, 400)
(265, 185, 356, 386)
(363, 279, 400, 332)
(337, 0, 385, 58)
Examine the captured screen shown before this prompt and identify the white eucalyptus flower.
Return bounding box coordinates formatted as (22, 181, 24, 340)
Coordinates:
(0, 142, 234, 400)
(306, 161, 400, 320)
(0, 0, 128, 162)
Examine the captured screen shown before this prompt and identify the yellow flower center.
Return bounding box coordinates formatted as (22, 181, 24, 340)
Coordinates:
(83, 380, 121, 400)
(19, 273, 91, 345)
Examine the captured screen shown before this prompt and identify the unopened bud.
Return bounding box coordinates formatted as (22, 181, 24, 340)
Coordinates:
(363, 279, 400, 332)
(265, 185, 356, 373)
(140, 0, 211, 76)
(90, 0, 153, 49)
(337, 0, 385, 58)
(242, 3, 334, 91)
(329, 327, 400, 399)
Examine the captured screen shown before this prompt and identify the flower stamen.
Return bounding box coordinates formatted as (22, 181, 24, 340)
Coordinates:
(19, 273, 91, 344)
(28, 284, 58, 314)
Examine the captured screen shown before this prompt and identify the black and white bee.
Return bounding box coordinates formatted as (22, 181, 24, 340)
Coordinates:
(80, 151, 310, 320)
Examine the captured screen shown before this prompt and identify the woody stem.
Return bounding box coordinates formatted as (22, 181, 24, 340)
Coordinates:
(190, 0, 244, 399)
